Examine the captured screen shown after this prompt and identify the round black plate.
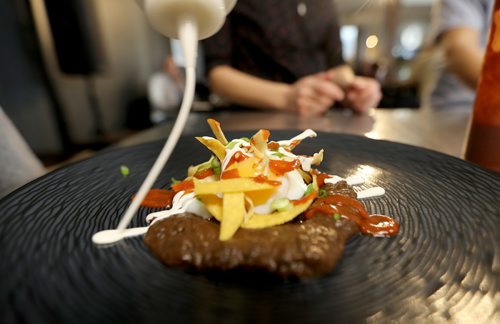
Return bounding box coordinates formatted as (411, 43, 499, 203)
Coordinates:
(1, 131, 499, 323)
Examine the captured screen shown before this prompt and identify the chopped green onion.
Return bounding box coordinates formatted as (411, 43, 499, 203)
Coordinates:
(334, 214, 342, 220)
(241, 137, 250, 142)
(171, 178, 181, 185)
(210, 157, 221, 176)
(318, 189, 327, 198)
(226, 140, 239, 149)
(270, 198, 292, 212)
(272, 152, 285, 158)
(120, 165, 130, 177)
(197, 160, 212, 171)
(304, 183, 314, 196)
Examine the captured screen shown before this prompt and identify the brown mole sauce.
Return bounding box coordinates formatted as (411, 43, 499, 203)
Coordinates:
(145, 213, 359, 278)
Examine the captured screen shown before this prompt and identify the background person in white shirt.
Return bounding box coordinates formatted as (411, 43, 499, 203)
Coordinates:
(430, 0, 494, 109)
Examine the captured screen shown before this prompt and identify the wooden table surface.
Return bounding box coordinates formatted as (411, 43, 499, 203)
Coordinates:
(118, 106, 472, 158)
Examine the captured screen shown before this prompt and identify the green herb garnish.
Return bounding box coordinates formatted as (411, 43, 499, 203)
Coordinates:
(318, 189, 327, 198)
(270, 198, 292, 212)
(120, 165, 130, 177)
(334, 213, 342, 220)
(210, 156, 221, 176)
(197, 159, 212, 172)
(304, 183, 314, 196)
(226, 140, 239, 149)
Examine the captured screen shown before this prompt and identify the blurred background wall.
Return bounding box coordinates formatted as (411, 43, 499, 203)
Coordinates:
(0, 0, 436, 164)
(337, 0, 435, 108)
(1, 0, 169, 162)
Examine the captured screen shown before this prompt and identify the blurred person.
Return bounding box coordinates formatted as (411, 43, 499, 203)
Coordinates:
(0, 107, 46, 199)
(148, 56, 184, 124)
(202, 0, 382, 116)
(429, 0, 494, 109)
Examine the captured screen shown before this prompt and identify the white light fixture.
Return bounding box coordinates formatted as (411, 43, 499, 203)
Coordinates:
(366, 35, 379, 49)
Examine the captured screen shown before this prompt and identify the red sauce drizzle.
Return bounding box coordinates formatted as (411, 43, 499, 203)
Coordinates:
(261, 129, 270, 141)
(316, 172, 331, 187)
(305, 194, 399, 237)
(194, 168, 214, 179)
(292, 192, 317, 205)
(267, 141, 280, 150)
(227, 151, 249, 168)
(305, 204, 337, 218)
(289, 140, 301, 149)
(171, 179, 194, 193)
(221, 168, 240, 179)
(253, 174, 281, 186)
(134, 189, 175, 208)
(269, 159, 300, 176)
(359, 214, 400, 237)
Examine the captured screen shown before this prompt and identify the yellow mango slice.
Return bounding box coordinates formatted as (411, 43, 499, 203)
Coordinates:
(228, 156, 259, 178)
(245, 188, 277, 206)
(195, 136, 226, 161)
(220, 192, 245, 240)
(241, 193, 316, 229)
(194, 178, 279, 195)
(199, 194, 223, 221)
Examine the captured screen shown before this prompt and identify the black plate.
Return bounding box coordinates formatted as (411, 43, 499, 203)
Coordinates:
(1, 131, 499, 323)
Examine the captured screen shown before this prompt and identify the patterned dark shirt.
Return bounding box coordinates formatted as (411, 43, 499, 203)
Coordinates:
(202, 0, 344, 84)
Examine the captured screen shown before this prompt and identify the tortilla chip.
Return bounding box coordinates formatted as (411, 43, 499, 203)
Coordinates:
(220, 192, 245, 240)
(250, 129, 269, 159)
(207, 118, 228, 145)
(196, 136, 226, 161)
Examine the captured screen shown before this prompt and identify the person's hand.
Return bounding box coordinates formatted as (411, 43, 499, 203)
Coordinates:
(343, 76, 382, 114)
(326, 65, 355, 89)
(286, 73, 344, 116)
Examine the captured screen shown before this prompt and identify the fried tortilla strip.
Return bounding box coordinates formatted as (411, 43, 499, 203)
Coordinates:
(250, 129, 269, 159)
(194, 178, 279, 195)
(207, 118, 228, 145)
(196, 136, 226, 161)
(220, 192, 245, 240)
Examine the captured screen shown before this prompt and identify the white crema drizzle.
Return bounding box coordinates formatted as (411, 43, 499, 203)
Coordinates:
(221, 140, 251, 171)
(277, 129, 317, 147)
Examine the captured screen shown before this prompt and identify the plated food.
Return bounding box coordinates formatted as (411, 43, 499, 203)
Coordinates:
(142, 119, 399, 278)
(4, 125, 497, 322)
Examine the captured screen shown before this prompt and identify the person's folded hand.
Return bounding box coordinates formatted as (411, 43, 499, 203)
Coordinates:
(287, 73, 345, 116)
(343, 76, 382, 114)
